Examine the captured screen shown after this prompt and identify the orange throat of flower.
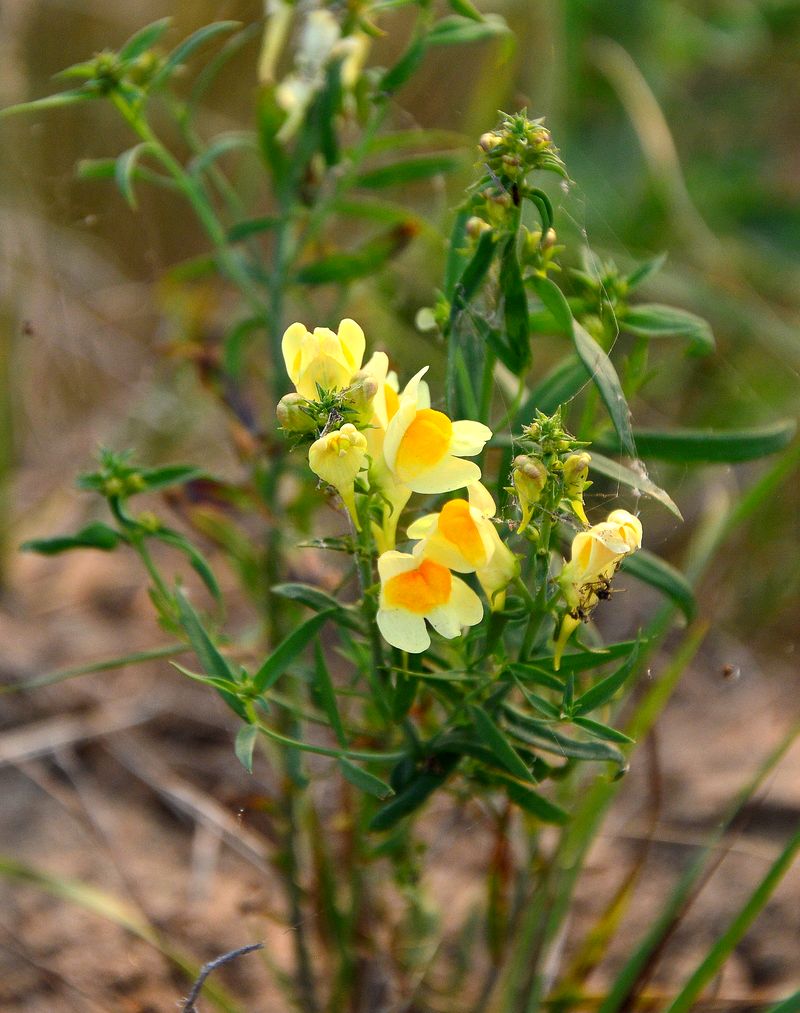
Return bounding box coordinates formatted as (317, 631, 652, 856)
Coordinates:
(438, 499, 486, 566)
(395, 408, 452, 479)
(384, 558, 452, 614)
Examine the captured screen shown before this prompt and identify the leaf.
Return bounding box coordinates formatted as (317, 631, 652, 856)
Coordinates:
(271, 583, 363, 632)
(138, 464, 203, 491)
(251, 610, 335, 694)
(174, 590, 246, 720)
(499, 235, 531, 372)
(154, 528, 221, 603)
(188, 131, 258, 177)
(0, 87, 99, 122)
(595, 420, 797, 463)
(151, 21, 241, 88)
(588, 451, 682, 520)
(369, 753, 460, 831)
(529, 273, 574, 337)
(621, 550, 696, 621)
(527, 188, 554, 233)
(294, 225, 416, 285)
(485, 771, 569, 824)
(426, 14, 509, 46)
(170, 662, 241, 695)
(338, 758, 395, 799)
(625, 253, 667, 291)
(765, 993, 800, 1013)
(524, 640, 643, 675)
(622, 303, 714, 355)
(447, 0, 485, 21)
(518, 357, 589, 422)
(356, 153, 466, 189)
(227, 216, 279, 242)
(503, 708, 626, 765)
(572, 716, 634, 744)
(119, 18, 172, 60)
(21, 522, 123, 555)
(573, 321, 636, 458)
(572, 644, 641, 717)
(378, 34, 427, 94)
(234, 725, 258, 773)
(114, 143, 156, 209)
(470, 706, 533, 781)
(312, 642, 346, 747)
(505, 663, 564, 692)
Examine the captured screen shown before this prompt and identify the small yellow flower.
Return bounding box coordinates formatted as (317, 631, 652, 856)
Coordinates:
(282, 318, 365, 399)
(308, 423, 368, 529)
(554, 508, 642, 668)
(377, 545, 483, 653)
(383, 368, 492, 494)
(407, 484, 518, 611)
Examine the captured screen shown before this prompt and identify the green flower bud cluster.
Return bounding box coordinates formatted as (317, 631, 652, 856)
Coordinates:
(478, 111, 567, 184)
(276, 375, 379, 439)
(511, 410, 592, 533)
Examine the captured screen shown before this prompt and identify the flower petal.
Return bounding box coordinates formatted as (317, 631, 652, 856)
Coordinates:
(450, 419, 493, 457)
(377, 608, 430, 653)
(405, 456, 482, 495)
(377, 549, 418, 585)
(448, 576, 484, 628)
(426, 604, 462, 640)
(406, 513, 439, 540)
(337, 318, 366, 372)
(468, 481, 496, 518)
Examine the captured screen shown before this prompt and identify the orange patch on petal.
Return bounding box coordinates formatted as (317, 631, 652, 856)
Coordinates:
(384, 558, 452, 614)
(438, 500, 486, 566)
(395, 408, 452, 478)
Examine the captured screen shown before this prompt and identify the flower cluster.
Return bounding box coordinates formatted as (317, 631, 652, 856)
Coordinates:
(279, 319, 642, 658)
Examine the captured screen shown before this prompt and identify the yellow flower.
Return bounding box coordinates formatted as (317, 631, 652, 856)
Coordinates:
(281, 318, 365, 399)
(383, 368, 492, 494)
(406, 484, 518, 611)
(377, 545, 483, 653)
(554, 508, 642, 668)
(308, 423, 368, 529)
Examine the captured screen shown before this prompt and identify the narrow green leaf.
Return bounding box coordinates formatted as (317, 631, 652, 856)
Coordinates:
(765, 992, 800, 1013)
(511, 675, 561, 719)
(470, 706, 533, 781)
(338, 758, 394, 799)
(356, 153, 465, 189)
(21, 522, 123, 555)
(170, 662, 241, 695)
(595, 420, 796, 463)
(506, 663, 564, 692)
(426, 14, 509, 46)
(572, 644, 640, 717)
(621, 550, 696, 621)
(155, 528, 221, 603)
(138, 464, 203, 491)
(115, 143, 154, 209)
(226, 216, 279, 242)
(622, 303, 714, 355)
(251, 609, 335, 694)
(486, 771, 568, 824)
(523, 640, 642, 675)
(664, 822, 800, 1013)
(625, 253, 667, 291)
(503, 708, 626, 765)
(499, 235, 530, 371)
(189, 22, 262, 111)
(573, 320, 636, 458)
(119, 18, 172, 60)
(443, 208, 471, 300)
(175, 589, 239, 686)
(447, 0, 485, 21)
(527, 188, 554, 233)
(369, 753, 460, 831)
(272, 583, 363, 631)
(312, 642, 346, 747)
(572, 716, 634, 744)
(294, 226, 415, 285)
(0, 88, 98, 122)
(234, 725, 258, 773)
(378, 35, 427, 94)
(529, 274, 574, 337)
(151, 21, 240, 88)
(588, 451, 682, 520)
(188, 131, 258, 178)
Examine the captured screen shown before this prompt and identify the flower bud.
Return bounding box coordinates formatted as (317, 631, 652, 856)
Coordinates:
(479, 132, 501, 152)
(563, 452, 590, 493)
(512, 455, 547, 534)
(277, 392, 317, 433)
(346, 373, 379, 425)
(309, 423, 368, 529)
(466, 216, 492, 239)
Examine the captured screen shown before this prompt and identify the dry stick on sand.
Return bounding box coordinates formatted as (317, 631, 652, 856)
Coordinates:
(181, 942, 264, 1012)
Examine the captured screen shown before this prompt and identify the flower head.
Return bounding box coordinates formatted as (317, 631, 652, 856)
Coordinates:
(383, 368, 492, 494)
(282, 318, 365, 399)
(308, 423, 368, 529)
(377, 545, 483, 653)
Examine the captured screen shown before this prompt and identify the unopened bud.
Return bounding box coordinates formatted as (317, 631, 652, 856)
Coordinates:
(563, 452, 590, 492)
(513, 455, 547, 534)
(466, 216, 492, 239)
(346, 374, 379, 424)
(277, 392, 316, 433)
(479, 132, 501, 152)
(542, 227, 557, 249)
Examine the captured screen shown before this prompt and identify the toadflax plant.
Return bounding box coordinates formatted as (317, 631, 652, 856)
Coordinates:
(5, 7, 799, 1012)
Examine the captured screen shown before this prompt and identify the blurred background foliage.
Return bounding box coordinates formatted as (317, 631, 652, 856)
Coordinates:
(1, 0, 798, 652)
